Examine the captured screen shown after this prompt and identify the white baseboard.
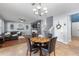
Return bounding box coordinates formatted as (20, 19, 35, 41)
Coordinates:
(57, 39, 69, 44)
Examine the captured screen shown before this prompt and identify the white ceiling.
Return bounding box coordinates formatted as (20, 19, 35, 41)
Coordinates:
(0, 3, 79, 23)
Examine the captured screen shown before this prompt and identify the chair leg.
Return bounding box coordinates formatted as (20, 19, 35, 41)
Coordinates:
(26, 51, 28, 56)
(30, 50, 31, 56)
(26, 49, 31, 56)
(54, 51, 55, 56)
(47, 51, 49, 56)
(30, 52, 31, 56)
(48, 53, 50, 56)
(26, 50, 28, 56)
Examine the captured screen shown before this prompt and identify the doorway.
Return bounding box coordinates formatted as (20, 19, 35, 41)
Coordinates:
(70, 13, 79, 40)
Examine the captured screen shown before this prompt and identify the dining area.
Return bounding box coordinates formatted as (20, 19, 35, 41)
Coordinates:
(25, 32, 57, 56)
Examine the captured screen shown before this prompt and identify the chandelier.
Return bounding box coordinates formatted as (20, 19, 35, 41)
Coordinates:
(19, 18, 26, 22)
(32, 3, 48, 17)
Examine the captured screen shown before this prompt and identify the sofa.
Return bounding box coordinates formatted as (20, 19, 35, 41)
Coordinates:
(0, 35, 4, 45)
(0, 33, 5, 45)
(4, 31, 22, 41)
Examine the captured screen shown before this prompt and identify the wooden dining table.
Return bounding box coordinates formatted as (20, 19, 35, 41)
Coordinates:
(31, 37, 49, 56)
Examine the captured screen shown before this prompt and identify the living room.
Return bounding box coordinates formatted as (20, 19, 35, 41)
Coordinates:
(0, 2, 79, 57)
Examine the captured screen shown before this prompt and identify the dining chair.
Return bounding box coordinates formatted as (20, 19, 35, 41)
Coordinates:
(32, 32, 39, 52)
(26, 37, 39, 56)
(41, 37, 57, 56)
(47, 33, 52, 38)
(32, 32, 38, 37)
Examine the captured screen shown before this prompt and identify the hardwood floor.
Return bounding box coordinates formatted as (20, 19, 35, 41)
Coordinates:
(0, 36, 79, 56)
(0, 38, 26, 48)
(55, 37, 79, 56)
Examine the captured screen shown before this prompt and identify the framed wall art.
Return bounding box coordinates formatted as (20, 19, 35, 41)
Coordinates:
(56, 24, 62, 29)
(17, 24, 24, 30)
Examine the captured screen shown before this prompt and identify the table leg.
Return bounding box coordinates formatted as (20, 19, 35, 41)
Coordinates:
(39, 43, 43, 56)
